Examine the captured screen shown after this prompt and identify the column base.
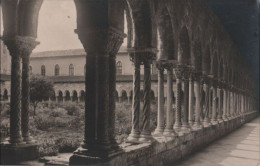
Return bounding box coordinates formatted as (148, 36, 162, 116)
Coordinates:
(173, 123, 182, 133)
(163, 128, 177, 137)
(69, 146, 125, 166)
(210, 119, 218, 125)
(126, 130, 140, 143)
(0, 142, 39, 164)
(139, 131, 154, 143)
(192, 122, 203, 130)
(202, 120, 212, 128)
(180, 123, 191, 134)
(152, 127, 164, 137)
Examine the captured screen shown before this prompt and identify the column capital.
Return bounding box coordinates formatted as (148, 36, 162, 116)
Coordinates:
(75, 28, 125, 56)
(128, 47, 157, 65)
(174, 65, 185, 79)
(2, 36, 39, 57)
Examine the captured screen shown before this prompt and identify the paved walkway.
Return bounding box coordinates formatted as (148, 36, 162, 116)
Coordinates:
(178, 117, 260, 166)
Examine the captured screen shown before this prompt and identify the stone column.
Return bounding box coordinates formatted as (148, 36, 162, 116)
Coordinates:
(4, 38, 23, 144)
(193, 73, 202, 129)
(56, 96, 58, 102)
(154, 63, 165, 136)
(226, 90, 230, 119)
(181, 68, 191, 133)
(217, 85, 223, 122)
(108, 34, 124, 148)
(21, 39, 38, 143)
(163, 64, 175, 136)
(127, 55, 141, 142)
(173, 66, 183, 132)
(140, 58, 152, 142)
(211, 81, 218, 124)
(202, 77, 211, 127)
(222, 87, 228, 121)
(188, 72, 195, 126)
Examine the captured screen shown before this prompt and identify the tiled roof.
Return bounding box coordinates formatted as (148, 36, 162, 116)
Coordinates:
(31, 45, 128, 58)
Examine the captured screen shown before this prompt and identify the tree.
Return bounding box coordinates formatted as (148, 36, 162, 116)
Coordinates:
(30, 75, 54, 116)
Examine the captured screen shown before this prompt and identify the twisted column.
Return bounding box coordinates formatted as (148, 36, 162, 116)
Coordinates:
(202, 77, 211, 127)
(193, 73, 202, 129)
(181, 68, 191, 133)
(127, 55, 141, 142)
(140, 58, 152, 141)
(153, 63, 165, 136)
(163, 65, 175, 136)
(21, 56, 32, 143)
(3, 36, 38, 144)
(173, 66, 183, 132)
(20, 37, 39, 143)
(188, 72, 195, 125)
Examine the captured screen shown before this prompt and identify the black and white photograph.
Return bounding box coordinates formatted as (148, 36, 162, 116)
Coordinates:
(0, 0, 259, 165)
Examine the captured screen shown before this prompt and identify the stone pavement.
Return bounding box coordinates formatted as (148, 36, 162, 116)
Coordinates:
(178, 117, 260, 166)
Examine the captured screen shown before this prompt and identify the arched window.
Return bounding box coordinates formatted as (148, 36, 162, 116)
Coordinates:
(41, 65, 46, 76)
(55, 64, 60, 76)
(29, 66, 32, 75)
(116, 61, 122, 75)
(151, 64, 157, 75)
(69, 64, 74, 76)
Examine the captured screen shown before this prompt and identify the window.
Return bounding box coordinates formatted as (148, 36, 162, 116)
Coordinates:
(41, 65, 46, 76)
(116, 61, 122, 75)
(55, 64, 60, 76)
(69, 64, 74, 76)
(151, 64, 157, 74)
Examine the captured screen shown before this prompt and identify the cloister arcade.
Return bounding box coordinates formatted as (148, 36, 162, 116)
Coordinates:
(0, 0, 258, 165)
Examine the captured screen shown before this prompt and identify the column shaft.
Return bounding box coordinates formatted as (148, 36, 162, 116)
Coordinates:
(127, 57, 140, 141)
(181, 69, 190, 132)
(10, 54, 23, 144)
(154, 66, 164, 135)
(164, 68, 175, 136)
(188, 76, 194, 125)
(217, 87, 223, 121)
(193, 77, 202, 129)
(140, 60, 152, 141)
(203, 81, 210, 127)
(174, 67, 183, 131)
(21, 56, 31, 143)
(211, 85, 218, 124)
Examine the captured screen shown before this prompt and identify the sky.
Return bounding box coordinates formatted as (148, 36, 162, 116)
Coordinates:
(1, 0, 127, 53)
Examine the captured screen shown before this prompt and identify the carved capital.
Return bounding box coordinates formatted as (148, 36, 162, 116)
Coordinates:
(75, 28, 125, 56)
(128, 48, 157, 65)
(174, 66, 185, 79)
(2, 36, 39, 58)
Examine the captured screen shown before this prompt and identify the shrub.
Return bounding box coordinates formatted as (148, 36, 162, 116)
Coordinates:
(64, 104, 80, 116)
(50, 108, 66, 117)
(55, 138, 80, 153)
(39, 139, 59, 157)
(34, 115, 55, 131)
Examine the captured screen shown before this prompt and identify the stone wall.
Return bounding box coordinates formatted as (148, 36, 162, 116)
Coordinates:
(104, 111, 258, 166)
